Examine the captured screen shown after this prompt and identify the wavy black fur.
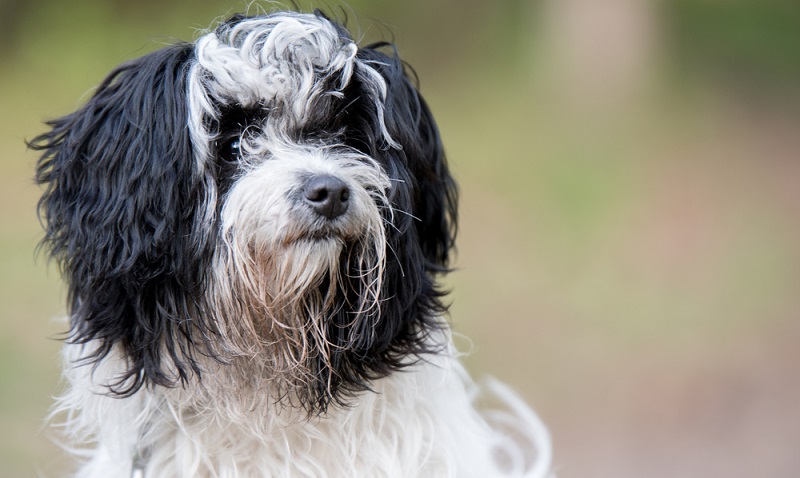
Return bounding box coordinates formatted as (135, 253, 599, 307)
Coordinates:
(31, 12, 457, 413)
(31, 43, 216, 395)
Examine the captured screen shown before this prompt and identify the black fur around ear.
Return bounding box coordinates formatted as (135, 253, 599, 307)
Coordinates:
(30, 43, 215, 396)
(363, 43, 458, 348)
(356, 43, 458, 272)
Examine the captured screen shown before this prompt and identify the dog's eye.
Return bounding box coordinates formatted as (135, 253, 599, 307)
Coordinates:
(217, 137, 242, 163)
(213, 103, 266, 164)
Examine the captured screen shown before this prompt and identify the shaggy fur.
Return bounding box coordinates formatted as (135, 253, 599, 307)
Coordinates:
(31, 10, 552, 477)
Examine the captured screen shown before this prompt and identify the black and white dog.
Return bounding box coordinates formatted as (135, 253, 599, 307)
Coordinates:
(32, 10, 552, 477)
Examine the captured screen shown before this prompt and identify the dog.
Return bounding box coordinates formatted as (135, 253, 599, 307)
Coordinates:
(31, 10, 552, 478)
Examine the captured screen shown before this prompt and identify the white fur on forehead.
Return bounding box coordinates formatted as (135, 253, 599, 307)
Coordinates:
(187, 12, 398, 161)
(196, 13, 357, 108)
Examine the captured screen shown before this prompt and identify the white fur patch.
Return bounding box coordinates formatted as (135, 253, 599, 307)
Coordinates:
(188, 12, 396, 164)
(54, 333, 553, 478)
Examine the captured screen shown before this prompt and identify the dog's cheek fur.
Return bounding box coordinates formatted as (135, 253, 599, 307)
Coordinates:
(30, 43, 217, 396)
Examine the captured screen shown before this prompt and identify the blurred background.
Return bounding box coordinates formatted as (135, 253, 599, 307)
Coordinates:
(1, 0, 799, 476)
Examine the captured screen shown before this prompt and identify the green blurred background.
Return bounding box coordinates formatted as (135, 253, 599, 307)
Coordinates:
(2, 0, 799, 476)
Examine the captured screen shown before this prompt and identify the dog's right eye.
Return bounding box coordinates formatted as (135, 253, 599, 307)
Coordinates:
(217, 136, 242, 163)
(214, 104, 263, 163)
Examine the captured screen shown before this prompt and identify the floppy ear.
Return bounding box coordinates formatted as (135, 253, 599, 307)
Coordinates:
(355, 43, 458, 272)
(398, 78, 458, 272)
(30, 43, 215, 395)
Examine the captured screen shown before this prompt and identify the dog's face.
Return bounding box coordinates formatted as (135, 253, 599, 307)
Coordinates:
(32, 11, 456, 412)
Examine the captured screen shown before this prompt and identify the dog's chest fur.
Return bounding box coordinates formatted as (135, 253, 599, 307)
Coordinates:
(59, 342, 509, 478)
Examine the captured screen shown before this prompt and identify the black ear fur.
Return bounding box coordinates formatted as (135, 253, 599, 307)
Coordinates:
(30, 43, 215, 395)
(356, 43, 458, 272)
(395, 69, 458, 272)
(363, 43, 458, 340)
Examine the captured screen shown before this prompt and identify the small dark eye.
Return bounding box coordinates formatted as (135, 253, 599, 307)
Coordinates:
(217, 137, 241, 163)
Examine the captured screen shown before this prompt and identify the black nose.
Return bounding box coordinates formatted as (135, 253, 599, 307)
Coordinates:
(303, 175, 350, 219)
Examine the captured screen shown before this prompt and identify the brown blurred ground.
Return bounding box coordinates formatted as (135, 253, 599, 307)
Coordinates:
(1, 1, 798, 477)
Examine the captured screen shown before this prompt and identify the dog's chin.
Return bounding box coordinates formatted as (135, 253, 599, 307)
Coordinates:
(286, 227, 347, 245)
(277, 210, 368, 248)
(277, 230, 347, 270)
(236, 217, 380, 304)
(274, 225, 366, 285)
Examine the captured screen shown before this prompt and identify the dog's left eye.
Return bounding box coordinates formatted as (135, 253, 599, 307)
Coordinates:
(217, 137, 242, 163)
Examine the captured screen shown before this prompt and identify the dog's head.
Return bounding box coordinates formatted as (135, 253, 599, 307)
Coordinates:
(32, 11, 457, 412)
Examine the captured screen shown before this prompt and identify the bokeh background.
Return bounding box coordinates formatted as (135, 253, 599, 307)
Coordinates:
(2, 0, 799, 476)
